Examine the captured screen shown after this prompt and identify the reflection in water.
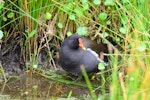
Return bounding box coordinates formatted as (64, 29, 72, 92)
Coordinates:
(0, 73, 90, 99)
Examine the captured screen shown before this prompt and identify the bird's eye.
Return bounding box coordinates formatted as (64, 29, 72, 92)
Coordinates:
(73, 38, 78, 44)
(75, 39, 80, 45)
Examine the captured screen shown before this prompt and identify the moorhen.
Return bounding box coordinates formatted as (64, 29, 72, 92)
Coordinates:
(59, 34, 108, 76)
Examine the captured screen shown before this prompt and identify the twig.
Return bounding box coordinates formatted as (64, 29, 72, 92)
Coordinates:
(119, 72, 127, 100)
(0, 63, 7, 82)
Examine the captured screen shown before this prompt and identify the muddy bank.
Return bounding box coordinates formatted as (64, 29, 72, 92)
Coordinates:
(0, 45, 25, 77)
(0, 73, 92, 99)
(0, 43, 54, 78)
(0, 46, 94, 99)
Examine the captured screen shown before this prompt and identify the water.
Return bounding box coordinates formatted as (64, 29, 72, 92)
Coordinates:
(0, 73, 91, 100)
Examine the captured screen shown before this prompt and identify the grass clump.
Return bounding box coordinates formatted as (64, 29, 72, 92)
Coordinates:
(0, 0, 150, 100)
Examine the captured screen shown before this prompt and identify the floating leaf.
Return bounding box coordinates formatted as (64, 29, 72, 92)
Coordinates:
(82, 0, 88, 3)
(7, 12, 14, 18)
(45, 12, 52, 20)
(104, 0, 115, 6)
(67, 32, 72, 37)
(85, 19, 89, 25)
(64, 3, 73, 12)
(57, 23, 63, 28)
(93, 0, 101, 5)
(119, 27, 127, 34)
(82, 2, 89, 10)
(116, 37, 121, 42)
(77, 27, 87, 36)
(3, 17, 7, 22)
(32, 64, 38, 69)
(102, 32, 109, 38)
(98, 63, 105, 70)
(98, 12, 107, 21)
(69, 14, 75, 20)
(0, 30, 4, 39)
(28, 29, 37, 38)
(137, 43, 146, 52)
(106, 20, 111, 25)
(74, 7, 84, 17)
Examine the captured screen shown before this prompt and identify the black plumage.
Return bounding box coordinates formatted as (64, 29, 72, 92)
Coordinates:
(59, 34, 108, 76)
